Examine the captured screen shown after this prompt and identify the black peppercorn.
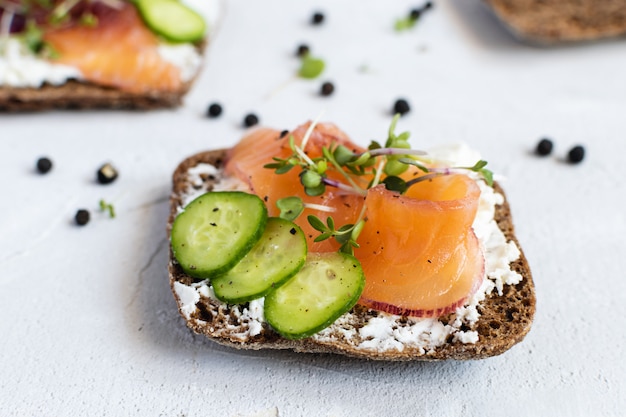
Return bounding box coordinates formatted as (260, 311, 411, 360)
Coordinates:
(320, 81, 335, 96)
(296, 44, 310, 57)
(36, 157, 53, 174)
(410, 9, 421, 20)
(311, 12, 325, 25)
(567, 145, 585, 164)
(393, 98, 411, 116)
(535, 138, 553, 156)
(75, 209, 90, 226)
(423, 1, 433, 10)
(243, 113, 259, 128)
(207, 103, 222, 118)
(279, 130, 289, 138)
(97, 163, 118, 185)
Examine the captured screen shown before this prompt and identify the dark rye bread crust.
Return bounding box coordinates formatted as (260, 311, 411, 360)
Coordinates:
(168, 149, 536, 360)
(0, 79, 191, 111)
(484, 0, 626, 43)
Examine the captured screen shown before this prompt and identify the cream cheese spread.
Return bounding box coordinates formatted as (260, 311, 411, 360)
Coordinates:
(0, 0, 221, 88)
(0, 37, 82, 88)
(172, 143, 523, 353)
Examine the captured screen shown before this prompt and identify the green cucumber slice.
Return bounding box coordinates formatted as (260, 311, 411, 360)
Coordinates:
(212, 218, 307, 304)
(264, 252, 365, 340)
(171, 192, 267, 278)
(135, 0, 206, 43)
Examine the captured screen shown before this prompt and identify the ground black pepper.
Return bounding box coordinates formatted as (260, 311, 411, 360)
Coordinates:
(36, 157, 52, 174)
(567, 145, 585, 163)
(311, 12, 324, 25)
(320, 81, 335, 96)
(97, 163, 118, 185)
(207, 103, 222, 118)
(75, 209, 90, 226)
(535, 138, 553, 156)
(296, 44, 310, 57)
(243, 113, 259, 128)
(393, 98, 411, 116)
(410, 9, 421, 20)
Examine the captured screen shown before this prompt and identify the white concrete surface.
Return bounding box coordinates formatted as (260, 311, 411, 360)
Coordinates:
(1, 0, 625, 416)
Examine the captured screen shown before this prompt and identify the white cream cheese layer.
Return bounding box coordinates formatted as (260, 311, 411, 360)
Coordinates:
(0, 0, 221, 88)
(173, 143, 523, 353)
(0, 37, 82, 88)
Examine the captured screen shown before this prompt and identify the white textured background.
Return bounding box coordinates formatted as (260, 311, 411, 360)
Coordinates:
(1, 0, 625, 416)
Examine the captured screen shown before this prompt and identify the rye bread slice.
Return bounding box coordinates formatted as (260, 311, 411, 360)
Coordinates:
(0, 79, 193, 111)
(167, 149, 536, 360)
(484, 0, 626, 43)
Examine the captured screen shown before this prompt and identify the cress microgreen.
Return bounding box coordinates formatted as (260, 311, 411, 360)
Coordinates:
(298, 55, 325, 79)
(99, 199, 116, 218)
(394, 16, 417, 32)
(265, 114, 495, 254)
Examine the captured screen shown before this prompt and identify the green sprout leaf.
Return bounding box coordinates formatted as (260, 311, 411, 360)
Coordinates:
(469, 160, 494, 186)
(383, 159, 408, 176)
(308, 215, 328, 233)
(299, 55, 325, 79)
(277, 197, 304, 221)
(314, 232, 333, 243)
(300, 170, 322, 188)
(333, 145, 355, 165)
(305, 182, 326, 196)
(394, 16, 416, 32)
(80, 12, 98, 27)
(382, 176, 408, 194)
(99, 199, 116, 218)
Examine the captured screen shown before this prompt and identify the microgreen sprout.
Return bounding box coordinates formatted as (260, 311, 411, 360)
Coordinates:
(298, 54, 325, 79)
(264, 113, 494, 253)
(99, 199, 116, 218)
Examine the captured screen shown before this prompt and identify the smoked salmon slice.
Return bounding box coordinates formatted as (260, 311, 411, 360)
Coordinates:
(43, 3, 183, 94)
(225, 123, 367, 253)
(224, 122, 485, 317)
(355, 177, 484, 317)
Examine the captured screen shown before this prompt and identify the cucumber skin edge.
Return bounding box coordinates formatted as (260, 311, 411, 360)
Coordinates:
(134, 0, 207, 44)
(171, 193, 268, 279)
(211, 219, 308, 304)
(265, 254, 366, 340)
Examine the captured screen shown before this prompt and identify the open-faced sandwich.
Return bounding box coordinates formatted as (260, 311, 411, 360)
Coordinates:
(484, 0, 626, 43)
(0, 0, 217, 110)
(167, 117, 535, 360)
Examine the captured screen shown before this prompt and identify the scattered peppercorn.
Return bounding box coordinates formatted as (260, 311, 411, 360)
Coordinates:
(409, 2, 433, 21)
(296, 44, 310, 57)
(206, 103, 222, 118)
(75, 209, 90, 226)
(97, 163, 118, 185)
(393, 98, 411, 116)
(535, 138, 553, 156)
(36, 157, 53, 174)
(243, 113, 259, 128)
(280, 130, 289, 138)
(320, 81, 335, 96)
(567, 145, 585, 164)
(311, 11, 325, 25)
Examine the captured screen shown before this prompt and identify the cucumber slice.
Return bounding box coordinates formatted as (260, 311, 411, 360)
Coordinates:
(212, 218, 307, 304)
(171, 192, 267, 278)
(265, 252, 365, 340)
(135, 0, 206, 43)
